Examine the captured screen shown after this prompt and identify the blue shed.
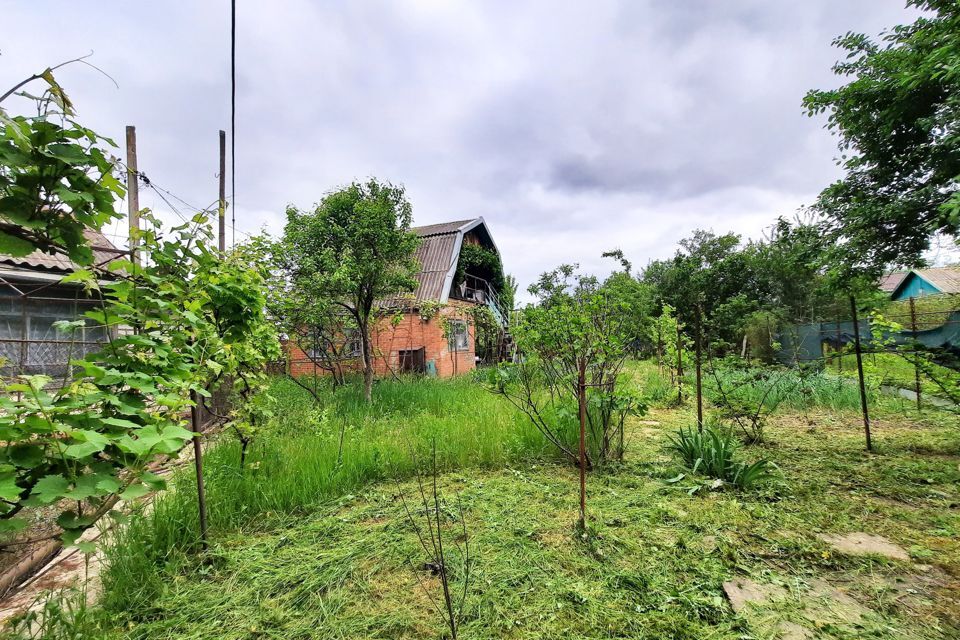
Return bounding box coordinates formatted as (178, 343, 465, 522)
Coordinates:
(889, 267, 960, 300)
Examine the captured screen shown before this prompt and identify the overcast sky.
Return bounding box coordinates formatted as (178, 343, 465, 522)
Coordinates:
(1, 1, 932, 299)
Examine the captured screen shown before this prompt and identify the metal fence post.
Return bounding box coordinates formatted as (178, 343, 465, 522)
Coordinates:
(849, 296, 872, 451)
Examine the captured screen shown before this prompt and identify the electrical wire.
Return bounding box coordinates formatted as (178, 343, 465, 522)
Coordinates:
(231, 0, 237, 249)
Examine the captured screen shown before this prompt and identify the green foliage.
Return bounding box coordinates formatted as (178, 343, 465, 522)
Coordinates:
(648, 303, 687, 392)
(283, 179, 421, 401)
(0, 213, 278, 548)
(704, 362, 871, 414)
(501, 273, 519, 313)
(100, 375, 549, 614)
(486, 264, 645, 467)
(804, 2, 960, 275)
(454, 243, 505, 293)
(666, 425, 777, 490)
(602, 269, 655, 355)
(0, 70, 124, 265)
(0, 80, 279, 548)
(468, 303, 502, 364)
(641, 221, 856, 351)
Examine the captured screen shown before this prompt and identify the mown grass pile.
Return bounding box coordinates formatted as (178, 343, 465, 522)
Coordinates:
(101, 375, 551, 615)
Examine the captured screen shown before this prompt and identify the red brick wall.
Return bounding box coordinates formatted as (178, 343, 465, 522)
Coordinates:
(286, 302, 477, 379)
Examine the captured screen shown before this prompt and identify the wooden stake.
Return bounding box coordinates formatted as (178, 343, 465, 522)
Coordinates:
(189, 389, 209, 549)
(909, 296, 922, 411)
(695, 307, 703, 432)
(836, 312, 843, 373)
(125, 126, 139, 266)
(849, 296, 872, 451)
(676, 324, 683, 405)
(218, 130, 227, 253)
(577, 360, 587, 529)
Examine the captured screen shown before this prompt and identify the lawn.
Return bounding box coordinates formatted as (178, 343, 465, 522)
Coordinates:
(14, 364, 960, 639)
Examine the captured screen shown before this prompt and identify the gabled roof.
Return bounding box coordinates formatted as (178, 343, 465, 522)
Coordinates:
(915, 267, 960, 294)
(890, 266, 960, 298)
(399, 217, 499, 304)
(0, 229, 123, 275)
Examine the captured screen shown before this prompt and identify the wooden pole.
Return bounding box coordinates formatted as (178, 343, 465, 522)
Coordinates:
(577, 360, 587, 530)
(836, 311, 842, 374)
(909, 296, 922, 412)
(189, 389, 209, 550)
(849, 296, 872, 451)
(695, 307, 703, 432)
(218, 130, 227, 254)
(125, 126, 139, 265)
(676, 323, 683, 405)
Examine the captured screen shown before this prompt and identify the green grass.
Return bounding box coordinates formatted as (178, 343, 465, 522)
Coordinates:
(14, 364, 960, 639)
(825, 351, 957, 401)
(99, 375, 551, 616)
(87, 396, 960, 639)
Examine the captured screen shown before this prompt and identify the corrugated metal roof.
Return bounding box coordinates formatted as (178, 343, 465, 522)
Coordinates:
(915, 267, 960, 294)
(411, 233, 458, 300)
(412, 219, 474, 238)
(380, 218, 483, 308)
(0, 229, 123, 274)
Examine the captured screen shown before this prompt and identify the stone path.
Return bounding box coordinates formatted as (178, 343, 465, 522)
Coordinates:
(817, 532, 910, 562)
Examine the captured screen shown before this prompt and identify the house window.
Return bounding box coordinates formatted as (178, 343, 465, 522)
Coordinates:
(0, 293, 107, 377)
(345, 328, 362, 358)
(448, 320, 469, 352)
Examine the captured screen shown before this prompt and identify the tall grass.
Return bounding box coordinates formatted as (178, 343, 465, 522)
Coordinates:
(703, 365, 874, 412)
(101, 375, 549, 615)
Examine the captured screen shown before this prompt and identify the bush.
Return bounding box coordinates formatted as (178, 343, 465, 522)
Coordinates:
(666, 425, 777, 490)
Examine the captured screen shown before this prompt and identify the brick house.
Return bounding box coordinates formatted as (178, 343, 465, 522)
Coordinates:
(287, 217, 507, 379)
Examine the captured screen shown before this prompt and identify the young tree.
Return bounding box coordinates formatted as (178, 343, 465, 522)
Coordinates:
(283, 180, 421, 402)
(804, 1, 960, 276)
(486, 264, 645, 529)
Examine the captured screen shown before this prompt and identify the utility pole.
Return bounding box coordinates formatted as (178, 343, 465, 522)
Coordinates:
(218, 130, 227, 253)
(849, 296, 872, 451)
(125, 126, 139, 265)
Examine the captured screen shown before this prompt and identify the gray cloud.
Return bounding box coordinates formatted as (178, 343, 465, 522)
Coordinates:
(0, 0, 923, 300)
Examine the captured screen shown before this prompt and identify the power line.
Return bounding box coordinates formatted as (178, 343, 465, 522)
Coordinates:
(231, 0, 237, 249)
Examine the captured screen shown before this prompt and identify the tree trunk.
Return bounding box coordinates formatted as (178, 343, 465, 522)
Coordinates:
(361, 320, 374, 403)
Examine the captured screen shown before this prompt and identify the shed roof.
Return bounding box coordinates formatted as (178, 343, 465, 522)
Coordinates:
(914, 267, 960, 294)
(890, 266, 960, 298)
(0, 229, 124, 274)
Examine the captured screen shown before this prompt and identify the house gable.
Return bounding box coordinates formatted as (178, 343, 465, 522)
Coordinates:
(890, 267, 960, 300)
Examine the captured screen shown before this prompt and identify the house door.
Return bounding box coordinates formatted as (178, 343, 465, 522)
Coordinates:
(398, 348, 426, 374)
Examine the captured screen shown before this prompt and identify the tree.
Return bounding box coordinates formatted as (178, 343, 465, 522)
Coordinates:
(804, 1, 960, 277)
(283, 180, 421, 402)
(485, 263, 645, 529)
(501, 273, 519, 314)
